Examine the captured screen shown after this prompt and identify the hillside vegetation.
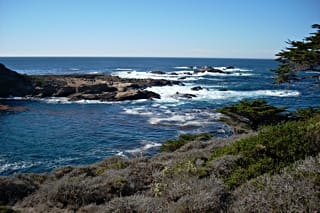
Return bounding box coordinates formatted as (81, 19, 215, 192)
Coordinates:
(0, 100, 319, 212)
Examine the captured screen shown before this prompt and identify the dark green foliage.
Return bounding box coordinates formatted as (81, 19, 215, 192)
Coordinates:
(274, 24, 320, 84)
(217, 99, 286, 130)
(160, 133, 212, 152)
(35, 79, 44, 87)
(289, 107, 320, 120)
(209, 112, 320, 188)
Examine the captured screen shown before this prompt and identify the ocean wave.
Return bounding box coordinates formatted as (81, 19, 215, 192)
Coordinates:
(0, 157, 80, 175)
(112, 68, 254, 82)
(174, 66, 192, 69)
(41, 97, 115, 104)
(147, 85, 300, 103)
(114, 141, 162, 157)
(113, 68, 134, 71)
(125, 141, 161, 154)
(0, 160, 42, 174)
(88, 71, 101, 74)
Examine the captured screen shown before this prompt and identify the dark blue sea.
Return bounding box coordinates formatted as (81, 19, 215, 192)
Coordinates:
(0, 57, 319, 175)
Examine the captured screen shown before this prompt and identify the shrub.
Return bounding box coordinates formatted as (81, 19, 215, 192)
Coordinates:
(95, 160, 127, 176)
(230, 154, 320, 212)
(0, 176, 38, 205)
(209, 113, 320, 188)
(217, 99, 287, 130)
(160, 133, 212, 152)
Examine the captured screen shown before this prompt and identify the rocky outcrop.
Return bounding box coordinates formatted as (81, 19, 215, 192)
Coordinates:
(0, 64, 179, 102)
(194, 66, 228, 74)
(0, 64, 33, 97)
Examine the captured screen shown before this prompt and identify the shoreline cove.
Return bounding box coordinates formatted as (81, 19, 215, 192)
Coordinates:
(0, 57, 319, 176)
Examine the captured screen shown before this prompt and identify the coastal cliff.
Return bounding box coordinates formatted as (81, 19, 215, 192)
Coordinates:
(0, 64, 178, 102)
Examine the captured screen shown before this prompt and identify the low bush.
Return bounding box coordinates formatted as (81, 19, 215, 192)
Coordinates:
(209, 112, 320, 188)
(160, 133, 212, 152)
(230, 154, 320, 212)
(217, 99, 287, 130)
(0, 176, 38, 205)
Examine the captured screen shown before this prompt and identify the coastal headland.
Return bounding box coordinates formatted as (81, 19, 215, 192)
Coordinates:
(0, 63, 180, 104)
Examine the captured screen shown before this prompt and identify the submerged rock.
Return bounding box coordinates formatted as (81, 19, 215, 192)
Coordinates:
(150, 71, 166, 75)
(174, 92, 197, 99)
(191, 86, 204, 91)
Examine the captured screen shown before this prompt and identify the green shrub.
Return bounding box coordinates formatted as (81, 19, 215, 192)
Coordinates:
(95, 161, 126, 175)
(209, 113, 320, 188)
(160, 133, 212, 152)
(290, 107, 320, 121)
(217, 99, 287, 130)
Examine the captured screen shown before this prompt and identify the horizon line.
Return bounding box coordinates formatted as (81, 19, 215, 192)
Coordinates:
(0, 55, 275, 60)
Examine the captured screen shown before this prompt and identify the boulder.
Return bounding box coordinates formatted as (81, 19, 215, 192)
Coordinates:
(191, 86, 203, 91)
(115, 90, 160, 101)
(174, 92, 197, 99)
(226, 66, 235, 69)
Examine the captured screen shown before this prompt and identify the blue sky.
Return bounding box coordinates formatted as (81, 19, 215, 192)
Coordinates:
(0, 0, 319, 58)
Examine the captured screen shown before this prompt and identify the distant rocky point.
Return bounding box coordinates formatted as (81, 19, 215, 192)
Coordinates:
(0, 64, 179, 102)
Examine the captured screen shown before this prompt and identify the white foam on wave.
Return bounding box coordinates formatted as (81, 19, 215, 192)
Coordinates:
(214, 66, 252, 72)
(113, 70, 180, 81)
(113, 68, 134, 71)
(194, 71, 253, 77)
(174, 66, 192, 69)
(125, 141, 162, 154)
(40, 97, 115, 104)
(0, 157, 81, 174)
(112, 68, 253, 82)
(0, 161, 42, 174)
(148, 109, 222, 128)
(123, 107, 153, 116)
(113, 141, 162, 157)
(122, 103, 223, 129)
(88, 71, 100, 74)
(147, 85, 300, 103)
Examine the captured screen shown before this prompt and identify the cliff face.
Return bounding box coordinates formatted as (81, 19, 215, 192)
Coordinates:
(0, 64, 177, 101)
(0, 64, 33, 97)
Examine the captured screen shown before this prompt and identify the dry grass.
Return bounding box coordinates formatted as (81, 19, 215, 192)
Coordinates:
(229, 154, 320, 212)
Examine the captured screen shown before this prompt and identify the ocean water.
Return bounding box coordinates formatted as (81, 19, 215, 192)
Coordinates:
(0, 57, 319, 175)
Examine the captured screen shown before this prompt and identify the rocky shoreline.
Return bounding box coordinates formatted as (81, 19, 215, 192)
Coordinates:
(0, 63, 180, 103)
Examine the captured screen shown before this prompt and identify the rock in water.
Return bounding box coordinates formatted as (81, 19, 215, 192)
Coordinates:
(150, 71, 166, 75)
(191, 86, 203, 91)
(115, 90, 160, 101)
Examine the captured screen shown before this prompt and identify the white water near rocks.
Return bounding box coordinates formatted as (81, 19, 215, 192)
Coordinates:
(0, 57, 318, 175)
